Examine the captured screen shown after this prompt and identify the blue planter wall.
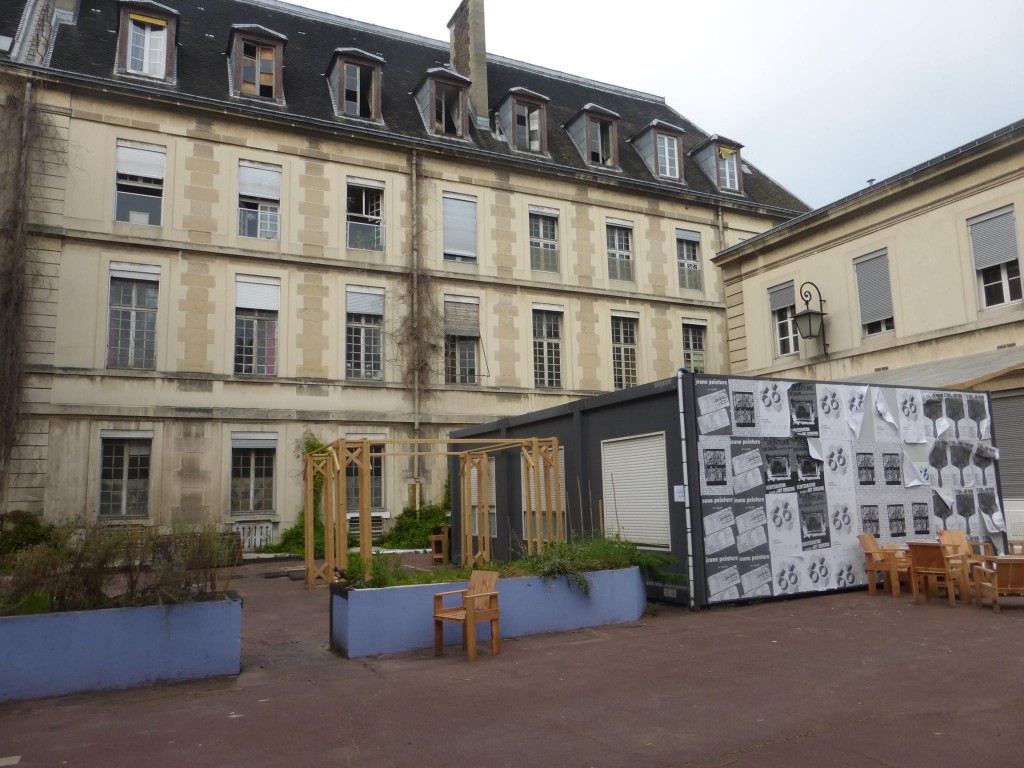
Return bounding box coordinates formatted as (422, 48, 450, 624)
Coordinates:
(331, 567, 646, 658)
(0, 594, 242, 702)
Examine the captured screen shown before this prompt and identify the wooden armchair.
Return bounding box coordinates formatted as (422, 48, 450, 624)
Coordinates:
(858, 533, 910, 596)
(939, 529, 991, 601)
(433, 570, 501, 662)
(907, 540, 968, 607)
(974, 556, 1024, 613)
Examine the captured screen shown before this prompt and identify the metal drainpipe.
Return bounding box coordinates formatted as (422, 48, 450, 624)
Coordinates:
(716, 204, 725, 250)
(411, 150, 421, 502)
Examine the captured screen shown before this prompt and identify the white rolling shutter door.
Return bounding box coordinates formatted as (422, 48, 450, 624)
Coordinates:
(601, 432, 670, 548)
(992, 393, 1024, 499)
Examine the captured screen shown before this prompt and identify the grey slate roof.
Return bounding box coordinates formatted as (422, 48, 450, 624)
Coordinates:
(37, 0, 808, 213)
(0, 0, 29, 42)
(845, 346, 1024, 389)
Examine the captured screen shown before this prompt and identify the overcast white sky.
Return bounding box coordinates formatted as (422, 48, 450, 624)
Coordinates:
(291, 0, 1024, 209)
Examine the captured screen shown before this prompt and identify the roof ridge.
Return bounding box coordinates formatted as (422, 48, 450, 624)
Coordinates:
(236, 0, 666, 104)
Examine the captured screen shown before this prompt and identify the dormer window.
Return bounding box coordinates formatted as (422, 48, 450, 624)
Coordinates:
(243, 42, 275, 98)
(629, 121, 686, 181)
(565, 104, 620, 168)
(588, 117, 614, 165)
(228, 25, 287, 103)
(718, 147, 738, 190)
(496, 88, 549, 154)
(690, 135, 744, 194)
(116, 3, 178, 81)
(658, 135, 678, 178)
(414, 68, 471, 139)
(326, 49, 384, 121)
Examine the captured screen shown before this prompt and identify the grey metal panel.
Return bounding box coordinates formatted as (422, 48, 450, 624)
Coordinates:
(992, 393, 1024, 498)
(346, 288, 384, 315)
(116, 143, 165, 178)
(768, 281, 794, 312)
(854, 250, 893, 325)
(238, 163, 281, 199)
(676, 228, 701, 242)
(497, 100, 513, 146)
(444, 299, 479, 336)
(845, 347, 1024, 388)
(235, 278, 280, 311)
(442, 196, 477, 259)
(970, 209, 1020, 271)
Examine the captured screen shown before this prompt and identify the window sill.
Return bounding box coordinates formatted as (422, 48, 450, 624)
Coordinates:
(230, 513, 278, 521)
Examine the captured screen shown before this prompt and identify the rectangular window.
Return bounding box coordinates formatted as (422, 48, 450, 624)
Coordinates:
(677, 229, 702, 291)
(345, 287, 384, 380)
(529, 211, 559, 272)
(443, 195, 477, 262)
(346, 443, 384, 513)
(231, 435, 276, 514)
(769, 282, 799, 357)
(99, 436, 151, 517)
(682, 322, 706, 373)
(342, 61, 375, 118)
(241, 41, 276, 98)
(234, 276, 280, 375)
(719, 148, 739, 190)
(854, 250, 894, 335)
(107, 265, 159, 370)
(611, 316, 638, 390)
(588, 117, 614, 166)
(444, 296, 480, 385)
(238, 161, 281, 240)
(969, 207, 1021, 308)
(515, 101, 543, 152)
(434, 82, 464, 136)
(346, 181, 384, 251)
(607, 224, 634, 282)
(128, 15, 166, 78)
(533, 309, 562, 389)
(114, 141, 165, 226)
(657, 134, 679, 178)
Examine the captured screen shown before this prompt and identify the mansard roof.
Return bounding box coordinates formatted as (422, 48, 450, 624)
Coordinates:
(38, 0, 807, 214)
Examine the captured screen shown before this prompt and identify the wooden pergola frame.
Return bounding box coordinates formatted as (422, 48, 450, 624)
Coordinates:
(302, 437, 562, 587)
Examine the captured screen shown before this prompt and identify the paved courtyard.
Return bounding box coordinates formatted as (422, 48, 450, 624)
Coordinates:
(1, 560, 1023, 767)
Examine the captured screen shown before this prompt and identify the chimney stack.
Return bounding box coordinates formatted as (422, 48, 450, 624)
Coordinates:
(447, 0, 489, 129)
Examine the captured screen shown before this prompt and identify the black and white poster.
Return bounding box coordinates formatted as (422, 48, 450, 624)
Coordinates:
(691, 373, 1005, 605)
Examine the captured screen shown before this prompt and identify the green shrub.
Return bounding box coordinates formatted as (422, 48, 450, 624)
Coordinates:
(375, 503, 449, 549)
(0, 511, 53, 557)
(0, 519, 239, 616)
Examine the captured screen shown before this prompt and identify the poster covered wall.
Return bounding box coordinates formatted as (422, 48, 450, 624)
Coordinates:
(690, 375, 1004, 605)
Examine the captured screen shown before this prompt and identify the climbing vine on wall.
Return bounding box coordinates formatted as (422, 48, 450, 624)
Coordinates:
(0, 78, 44, 490)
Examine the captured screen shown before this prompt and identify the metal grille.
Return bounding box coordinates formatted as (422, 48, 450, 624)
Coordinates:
(107, 278, 157, 369)
(611, 316, 638, 390)
(233, 520, 275, 551)
(532, 310, 562, 388)
(529, 213, 559, 271)
(231, 447, 275, 514)
(682, 323, 706, 373)
(345, 313, 383, 379)
(234, 309, 278, 375)
(346, 446, 384, 513)
(677, 238, 702, 291)
(775, 306, 800, 356)
(445, 336, 478, 384)
(346, 185, 384, 250)
(607, 225, 634, 282)
(238, 201, 280, 240)
(99, 439, 150, 517)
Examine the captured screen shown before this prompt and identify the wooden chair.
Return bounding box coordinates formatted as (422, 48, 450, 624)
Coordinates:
(938, 529, 991, 602)
(974, 556, 1024, 613)
(433, 570, 500, 662)
(907, 540, 968, 607)
(430, 525, 450, 566)
(858, 533, 910, 596)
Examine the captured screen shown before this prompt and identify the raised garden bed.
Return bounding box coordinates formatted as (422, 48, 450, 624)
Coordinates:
(0, 593, 242, 702)
(330, 566, 646, 658)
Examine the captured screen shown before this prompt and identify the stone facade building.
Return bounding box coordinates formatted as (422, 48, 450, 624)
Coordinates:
(0, 0, 806, 542)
